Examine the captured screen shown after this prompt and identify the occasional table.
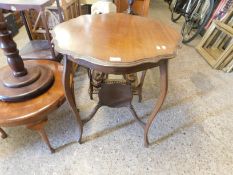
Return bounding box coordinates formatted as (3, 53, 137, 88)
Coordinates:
(0, 60, 65, 153)
(0, 9, 65, 153)
(52, 13, 180, 147)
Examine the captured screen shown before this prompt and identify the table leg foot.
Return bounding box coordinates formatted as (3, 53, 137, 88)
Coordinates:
(0, 127, 7, 139)
(144, 139, 149, 148)
(27, 119, 55, 154)
(63, 56, 83, 143)
(144, 60, 168, 147)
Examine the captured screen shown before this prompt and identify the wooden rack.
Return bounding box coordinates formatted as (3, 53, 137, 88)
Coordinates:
(196, 9, 233, 72)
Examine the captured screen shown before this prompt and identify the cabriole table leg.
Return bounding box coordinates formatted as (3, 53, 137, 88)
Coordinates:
(63, 56, 83, 143)
(144, 60, 168, 147)
(27, 119, 55, 153)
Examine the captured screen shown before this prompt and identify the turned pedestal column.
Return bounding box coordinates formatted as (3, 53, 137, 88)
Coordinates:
(0, 11, 54, 102)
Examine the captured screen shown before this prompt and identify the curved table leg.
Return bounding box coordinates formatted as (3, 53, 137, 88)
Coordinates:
(137, 70, 147, 103)
(0, 127, 7, 139)
(27, 119, 55, 153)
(88, 69, 94, 100)
(144, 60, 168, 147)
(63, 56, 83, 143)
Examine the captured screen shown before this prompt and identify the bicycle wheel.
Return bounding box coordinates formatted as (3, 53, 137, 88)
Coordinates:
(181, 0, 214, 43)
(170, 0, 182, 22)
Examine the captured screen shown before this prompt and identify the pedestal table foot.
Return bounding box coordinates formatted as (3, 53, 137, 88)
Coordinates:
(27, 119, 55, 153)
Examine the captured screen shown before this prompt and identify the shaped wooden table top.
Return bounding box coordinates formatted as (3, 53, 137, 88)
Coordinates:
(52, 13, 180, 71)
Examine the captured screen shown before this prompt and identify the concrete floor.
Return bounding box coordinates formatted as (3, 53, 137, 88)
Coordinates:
(1, 0, 233, 174)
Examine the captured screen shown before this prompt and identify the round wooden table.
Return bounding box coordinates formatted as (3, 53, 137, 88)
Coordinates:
(52, 13, 180, 147)
(0, 60, 65, 153)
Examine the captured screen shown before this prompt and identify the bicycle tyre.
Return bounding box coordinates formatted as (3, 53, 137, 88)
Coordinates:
(171, 10, 182, 22)
(181, 0, 214, 43)
(170, 0, 182, 22)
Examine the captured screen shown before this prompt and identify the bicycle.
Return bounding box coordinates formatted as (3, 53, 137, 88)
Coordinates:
(170, 0, 215, 43)
(170, 0, 185, 22)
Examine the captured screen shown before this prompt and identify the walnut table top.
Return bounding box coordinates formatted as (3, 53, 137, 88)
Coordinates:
(52, 13, 180, 72)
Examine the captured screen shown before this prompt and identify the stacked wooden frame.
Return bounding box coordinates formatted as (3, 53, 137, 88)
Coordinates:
(196, 9, 233, 72)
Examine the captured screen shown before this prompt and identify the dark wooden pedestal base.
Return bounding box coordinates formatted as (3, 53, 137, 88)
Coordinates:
(0, 63, 54, 102)
(0, 11, 55, 102)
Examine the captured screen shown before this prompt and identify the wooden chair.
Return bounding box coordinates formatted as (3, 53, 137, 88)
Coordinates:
(60, 0, 81, 20)
(0, 60, 65, 153)
(26, 0, 81, 40)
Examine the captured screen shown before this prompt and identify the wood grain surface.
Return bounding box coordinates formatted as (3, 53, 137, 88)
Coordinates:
(52, 13, 180, 68)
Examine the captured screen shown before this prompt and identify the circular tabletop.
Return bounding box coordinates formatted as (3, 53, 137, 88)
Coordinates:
(0, 60, 65, 127)
(52, 13, 180, 69)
